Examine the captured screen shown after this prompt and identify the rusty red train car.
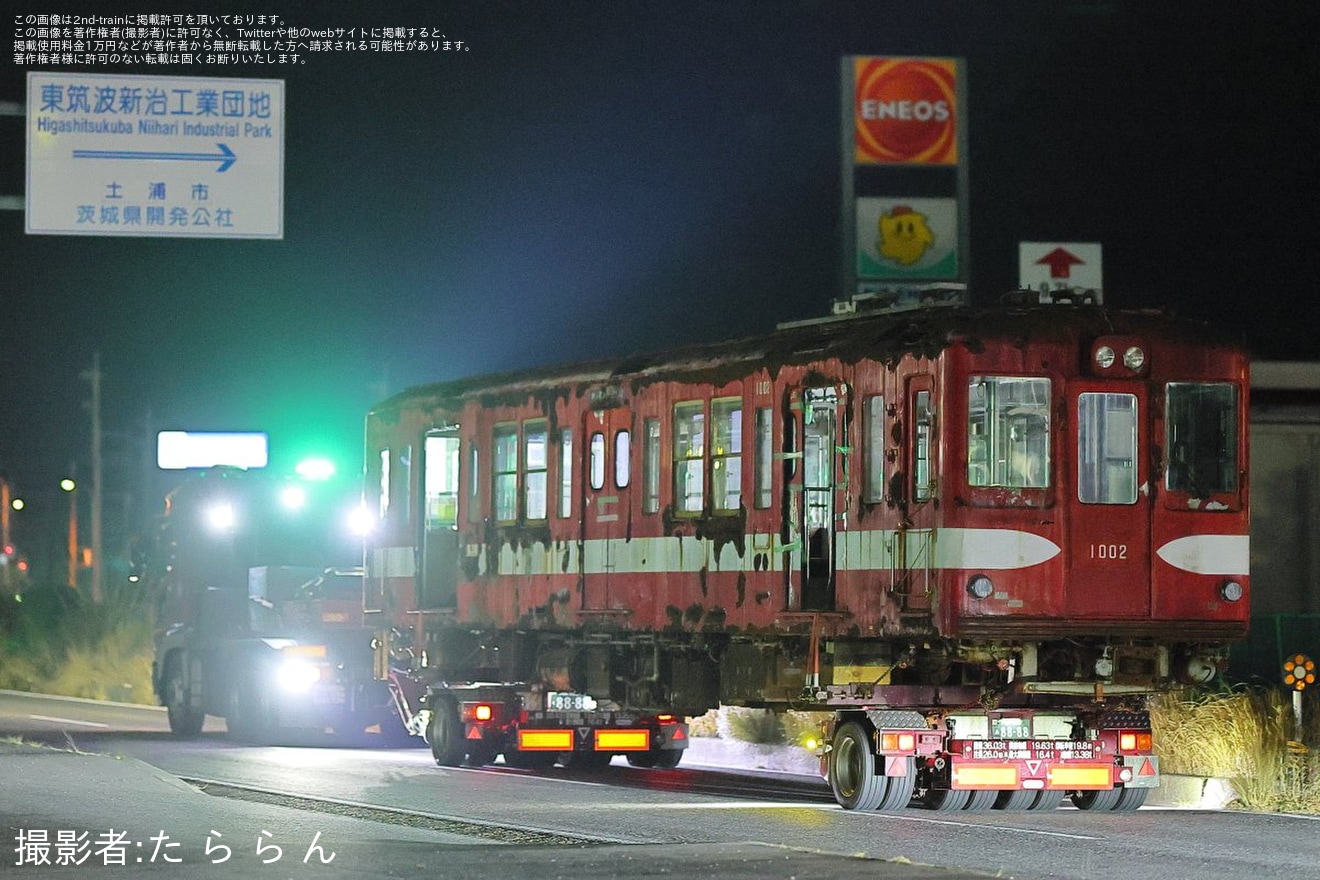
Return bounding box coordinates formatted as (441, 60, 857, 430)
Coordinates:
(363, 295, 1249, 810)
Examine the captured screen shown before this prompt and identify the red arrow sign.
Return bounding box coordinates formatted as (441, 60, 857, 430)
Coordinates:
(1035, 247, 1085, 279)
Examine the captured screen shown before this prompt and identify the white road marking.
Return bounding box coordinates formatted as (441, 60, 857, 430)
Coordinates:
(27, 714, 110, 728)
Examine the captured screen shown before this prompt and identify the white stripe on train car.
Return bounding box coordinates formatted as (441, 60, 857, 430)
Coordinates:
(1155, 534, 1249, 576)
(932, 528, 1062, 570)
(370, 527, 1065, 579)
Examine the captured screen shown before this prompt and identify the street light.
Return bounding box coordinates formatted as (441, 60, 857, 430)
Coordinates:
(61, 478, 77, 588)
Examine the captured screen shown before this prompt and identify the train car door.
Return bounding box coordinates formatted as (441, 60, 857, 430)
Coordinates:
(789, 385, 847, 611)
(1065, 382, 1151, 617)
(581, 400, 632, 611)
(419, 427, 461, 609)
(896, 376, 935, 614)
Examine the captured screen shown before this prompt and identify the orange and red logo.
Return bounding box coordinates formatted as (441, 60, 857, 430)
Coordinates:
(854, 57, 958, 165)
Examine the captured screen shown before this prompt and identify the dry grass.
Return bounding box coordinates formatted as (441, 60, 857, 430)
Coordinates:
(1151, 687, 1320, 813)
(0, 582, 156, 705)
(685, 706, 829, 748)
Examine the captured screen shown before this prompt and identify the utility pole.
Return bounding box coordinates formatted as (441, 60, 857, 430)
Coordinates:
(82, 354, 104, 603)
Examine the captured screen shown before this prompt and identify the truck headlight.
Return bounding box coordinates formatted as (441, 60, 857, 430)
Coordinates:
(276, 659, 322, 692)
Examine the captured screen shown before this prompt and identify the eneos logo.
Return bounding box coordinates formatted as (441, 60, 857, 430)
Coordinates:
(854, 57, 958, 165)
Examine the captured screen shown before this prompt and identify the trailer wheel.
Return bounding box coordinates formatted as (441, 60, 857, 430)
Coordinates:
(163, 657, 204, 737)
(428, 699, 465, 767)
(876, 756, 916, 812)
(920, 788, 971, 811)
(993, 789, 1040, 811)
(829, 721, 887, 811)
(1071, 787, 1124, 811)
(1025, 791, 1063, 811)
(961, 789, 997, 812)
(1112, 787, 1149, 811)
(626, 749, 683, 769)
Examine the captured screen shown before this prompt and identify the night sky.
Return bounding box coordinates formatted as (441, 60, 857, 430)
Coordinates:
(1, 1, 1317, 564)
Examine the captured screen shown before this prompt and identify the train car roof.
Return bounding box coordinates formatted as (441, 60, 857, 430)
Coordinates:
(370, 302, 1240, 415)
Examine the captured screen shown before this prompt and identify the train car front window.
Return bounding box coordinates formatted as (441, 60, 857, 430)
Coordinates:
(1078, 393, 1137, 504)
(968, 377, 1051, 489)
(1166, 382, 1239, 495)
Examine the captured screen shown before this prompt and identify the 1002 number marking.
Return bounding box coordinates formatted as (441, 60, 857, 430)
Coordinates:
(1090, 544, 1128, 560)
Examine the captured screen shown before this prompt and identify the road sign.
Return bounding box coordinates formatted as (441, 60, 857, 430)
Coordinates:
(1018, 242, 1103, 300)
(26, 72, 284, 238)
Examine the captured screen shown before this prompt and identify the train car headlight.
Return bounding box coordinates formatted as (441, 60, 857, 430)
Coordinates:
(1123, 346, 1146, 371)
(967, 574, 993, 600)
(1220, 580, 1244, 602)
(1094, 346, 1115, 369)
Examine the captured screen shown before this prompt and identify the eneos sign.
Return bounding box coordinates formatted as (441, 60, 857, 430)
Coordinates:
(853, 57, 958, 165)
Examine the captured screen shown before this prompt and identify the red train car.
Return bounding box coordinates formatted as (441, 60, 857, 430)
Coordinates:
(364, 294, 1249, 809)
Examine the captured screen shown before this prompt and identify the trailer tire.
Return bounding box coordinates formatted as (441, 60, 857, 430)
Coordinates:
(626, 749, 683, 769)
(428, 699, 465, 767)
(163, 656, 204, 738)
(961, 789, 997, 812)
(994, 789, 1040, 811)
(921, 788, 971, 811)
(876, 756, 916, 812)
(829, 721, 887, 811)
(1112, 787, 1149, 811)
(1026, 791, 1062, 811)
(1071, 787, 1124, 811)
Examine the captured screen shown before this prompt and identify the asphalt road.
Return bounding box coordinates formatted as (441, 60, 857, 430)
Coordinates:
(3, 690, 1320, 880)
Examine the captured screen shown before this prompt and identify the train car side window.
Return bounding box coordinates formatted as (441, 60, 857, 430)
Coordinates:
(1078, 393, 1137, 504)
(524, 419, 548, 521)
(467, 443, 481, 523)
(754, 407, 772, 509)
(864, 395, 885, 503)
(399, 445, 413, 526)
(589, 432, 606, 490)
(913, 392, 933, 502)
(378, 448, 390, 519)
(615, 430, 632, 488)
(968, 376, 1051, 489)
(674, 401, 705, 514)
(1166, 382, 1239, 495)
(712, 398, 742, 513)
(642, 418, 661, 513)
(558, 429, 573, 518)
(492, 424, 518, 523)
